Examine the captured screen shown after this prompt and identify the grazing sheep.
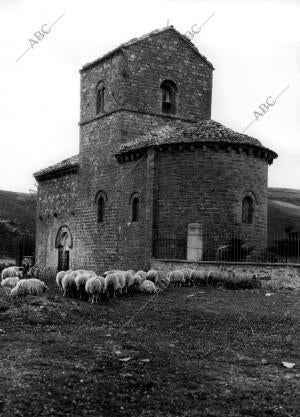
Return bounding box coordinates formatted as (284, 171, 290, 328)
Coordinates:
(11, 278, 48, 297)
(135, 270, 147, 282)
(103, 269, 120, 277)
(182, 269, 193, 286)
(123, 271, 135, 294)
(61, 272, 77, 298)
(74, 269, 96, 278)
(85, 270, 97, 276)
(115, 272, 126, 294)
(1, 276, 19, 288)
(157, 270, 170, 289)
(1, 266, 22, 281)
(207, 269, 225, 286)
(138, 280, 158, 294)
(74, 269, 85, 275)
(56, 271, 66, 291)
(95, 275, 106, 287)
(75, 273, 91, 299)
(85, 276, 105, 303)
(146, 269, 159, 284)
(105, 273, 121, 298)
(169, 270, 185, 287)
(133, 273, 142, 289)
(190, 270, 207, 286)
(207, 269, 227, 286)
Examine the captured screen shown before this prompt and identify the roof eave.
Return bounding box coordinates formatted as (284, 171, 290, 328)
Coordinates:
(34, 164, 79, 181)
(116, 141, 278, 165)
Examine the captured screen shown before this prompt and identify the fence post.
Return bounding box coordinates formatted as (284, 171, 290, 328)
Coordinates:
(187, 223, 203, 261)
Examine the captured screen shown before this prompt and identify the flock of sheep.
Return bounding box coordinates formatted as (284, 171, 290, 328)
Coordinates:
(0, 266, 48, 297)
(57, 269, 169, 302)
(0, 265, 205, 301)
(55, 268, 225, 302)
(0, 265, 258, 301)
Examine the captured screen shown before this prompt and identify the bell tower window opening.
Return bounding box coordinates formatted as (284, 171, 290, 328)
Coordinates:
(161, 80, 177, 115)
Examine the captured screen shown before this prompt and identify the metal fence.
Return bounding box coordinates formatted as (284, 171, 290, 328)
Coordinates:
(152, 232, 300, 264)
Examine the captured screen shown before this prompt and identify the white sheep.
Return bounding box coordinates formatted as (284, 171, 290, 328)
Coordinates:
(103, 269, 120, 277)
(138, 280, 158, 294)
(1, 266, 22, 281)
(146, 269, 159, 284)
(85, 270, 97, 276)
(11, 278, 48, 297)
(207, 269, 224, 283)
(115, 272, 126, 294)
(105, 273, 121, 298)
(157, 270, 170, 289)
(181, 269, 193, 286)
(73, 269, 96, 278)
(56, 271, 66, 291)
(75, 273, 92, 299)
(61, 272, 77, 298)
(74, 269, 85, 275)
(85, 276, 105, 303)
(169, 270, 185, 287)
(133, 273, 142, 289)
(190, 270, 207, 286)
(135, 270, 147, 282)
(1, 276, 19, 288)
(123, 271, 135, 294)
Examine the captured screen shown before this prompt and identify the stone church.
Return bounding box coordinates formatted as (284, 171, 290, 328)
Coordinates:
(34, 26, 277, 273)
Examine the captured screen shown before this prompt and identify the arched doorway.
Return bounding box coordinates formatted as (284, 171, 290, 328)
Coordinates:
(55, 226, 73, 271)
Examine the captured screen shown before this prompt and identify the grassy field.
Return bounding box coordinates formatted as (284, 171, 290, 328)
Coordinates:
(0, 281, 299, 417)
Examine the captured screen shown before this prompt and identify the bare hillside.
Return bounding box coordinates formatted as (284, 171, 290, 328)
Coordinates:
(268, 188, 300, 236)
(0, 190, 36, 261)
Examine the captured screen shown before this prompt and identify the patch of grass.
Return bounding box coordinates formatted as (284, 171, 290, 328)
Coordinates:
(0, 282, 299, 417)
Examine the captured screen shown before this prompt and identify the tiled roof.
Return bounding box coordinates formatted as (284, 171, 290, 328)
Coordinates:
(117, 120, 270, 154)
(34, 155, 79, 180)
(80, 26, 214, 72)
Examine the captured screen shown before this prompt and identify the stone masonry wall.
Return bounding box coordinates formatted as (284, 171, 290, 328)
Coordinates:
(153, 145, 268, 257)
(120, 30, 213, 121)
(80, 28, 213, 126)
(35, 172, 78, 269)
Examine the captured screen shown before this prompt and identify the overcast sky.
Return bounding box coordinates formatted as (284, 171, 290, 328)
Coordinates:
(0, 0, 299, 193)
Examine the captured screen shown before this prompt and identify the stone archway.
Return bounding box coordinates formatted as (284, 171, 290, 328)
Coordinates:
(55, 226, 73, 271)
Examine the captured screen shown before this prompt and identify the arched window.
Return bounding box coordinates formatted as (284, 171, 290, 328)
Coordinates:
(97, 196, 105, 223)
(242, 196, 254, 224)
(96, 81, 104, 114)
(160, 80, 177, 115)
(132, 197, 139, 222)
(95, 190, 107, 223)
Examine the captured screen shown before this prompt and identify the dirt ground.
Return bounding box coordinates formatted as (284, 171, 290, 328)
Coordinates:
(0, 282, 299, 417)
